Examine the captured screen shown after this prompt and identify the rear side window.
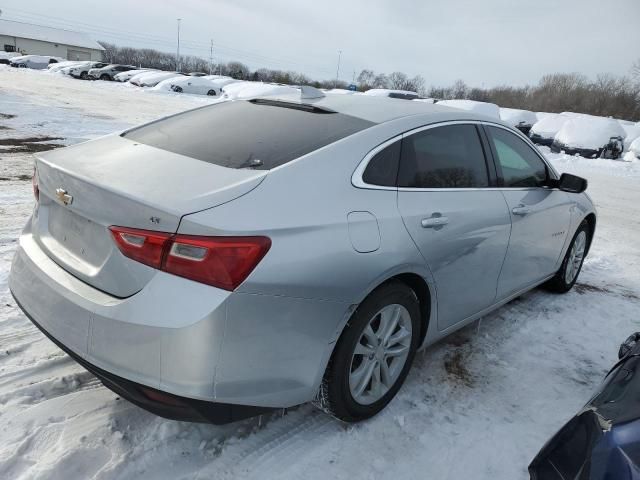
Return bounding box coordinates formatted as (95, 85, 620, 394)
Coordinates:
(362, 141, 401, 186)
(487, 126, 547, 187)
(398, 124, 489, 188)
(123, 100, 375, 170)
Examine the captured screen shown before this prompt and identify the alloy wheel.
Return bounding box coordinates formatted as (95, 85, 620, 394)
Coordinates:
(565, 230, 586, 284)
(349, 304, 413, 405)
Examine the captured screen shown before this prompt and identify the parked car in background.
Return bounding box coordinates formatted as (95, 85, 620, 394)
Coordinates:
(63, 61, 110, 79)
(499, 108, 538, 135)
(620, 121, 640, 152)
(188, 72, 207, 77)
(624, 137, 640, 162)
(435, 99, 500, 118)
(114, 69, 155, 82)
(47, 60, 84, 73)
(88, 64, 137, 81)
(153, 76, 223, 96)
(552, 115, 626, 159)
(529, 113, 570, 146)
(9, 55, 64, 69)
(220, 81, 299, 99)
(130, 70, 186, 87)
(363, 88, 421, 100)
(0, 51, 20, 64)
(10, 93, 595, 425)
(530, 332, 640, 480)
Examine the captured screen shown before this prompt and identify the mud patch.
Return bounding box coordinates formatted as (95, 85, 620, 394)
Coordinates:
(0, 136, 64, 153)
(444, 349, 473, 387)
(575, 282, 639, 301)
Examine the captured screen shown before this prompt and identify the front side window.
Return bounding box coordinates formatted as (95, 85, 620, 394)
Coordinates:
(487, 126, 547, 188)
(398, 124, 489, 188)
(362, 140, 401, 187)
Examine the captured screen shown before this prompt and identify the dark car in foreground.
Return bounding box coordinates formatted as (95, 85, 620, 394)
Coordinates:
(530, 332, 640, 479)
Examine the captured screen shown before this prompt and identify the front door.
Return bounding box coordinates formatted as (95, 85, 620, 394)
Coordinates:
(396, 123, 512, 331)
(484, 125, 572, 299)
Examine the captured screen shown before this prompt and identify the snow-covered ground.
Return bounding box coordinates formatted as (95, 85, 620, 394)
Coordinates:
(1, 66, 639, 480)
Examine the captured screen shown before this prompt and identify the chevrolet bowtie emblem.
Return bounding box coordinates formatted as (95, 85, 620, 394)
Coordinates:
(55, 188, 73, 206)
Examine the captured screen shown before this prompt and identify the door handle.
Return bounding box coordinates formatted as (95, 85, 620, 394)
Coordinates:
(512, 205, 531, 216)
(421, 216, 449, 228)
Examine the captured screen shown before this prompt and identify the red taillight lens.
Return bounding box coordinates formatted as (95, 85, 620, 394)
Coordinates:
(109, 226, 172, 269)
(164, 235, 271, 291)
(109, 226, 271, 291)
(32, 168, 39, 202)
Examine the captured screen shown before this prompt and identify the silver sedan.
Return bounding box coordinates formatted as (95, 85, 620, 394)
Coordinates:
(10, 88, 595, 423)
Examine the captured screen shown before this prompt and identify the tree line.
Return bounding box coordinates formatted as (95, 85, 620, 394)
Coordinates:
(99, 42, 640, 121)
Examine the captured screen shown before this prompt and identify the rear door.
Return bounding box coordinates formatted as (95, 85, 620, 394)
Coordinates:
(396, 123, 511, 331)
(483, 125, 572, 299)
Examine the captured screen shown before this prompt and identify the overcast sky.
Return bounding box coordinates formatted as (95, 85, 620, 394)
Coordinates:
(3, 0, 639, 86)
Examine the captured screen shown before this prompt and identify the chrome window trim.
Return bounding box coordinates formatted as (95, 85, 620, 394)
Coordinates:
(351, 119, 559, 192)
(351, 134, 403, 190)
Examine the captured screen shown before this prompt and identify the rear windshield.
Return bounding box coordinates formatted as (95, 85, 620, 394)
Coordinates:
(123, 100, 375, 170)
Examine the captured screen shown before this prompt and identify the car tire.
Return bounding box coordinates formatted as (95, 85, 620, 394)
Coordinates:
(173, 86, 183, 93)
(315, 281, 420, 422)
(100, 74, 111, 81)
(207, 89, 216, 96)
(80, 71, 89, 80)
(544, 220, 590, 293)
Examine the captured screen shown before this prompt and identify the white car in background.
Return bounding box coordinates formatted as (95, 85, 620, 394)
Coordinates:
(9, 55, 64, 69)
(436, 99, 500, 118)
(529, 113, 571, 146)
(0, 51, 20, 64)
(624, 137, 640, 162)
(619, 121, 640, 152)
(363, 88, 420, 100)
(114, 69, 155, 82)
(130, 71, 185, 87)
(221, 82, 299, 99)
(499, 108, 538, 135)
(153, 76, 223, 96)
(47, 61, 84, 73)
(552, 114, 626, 159)
(63, 61, 110, 79)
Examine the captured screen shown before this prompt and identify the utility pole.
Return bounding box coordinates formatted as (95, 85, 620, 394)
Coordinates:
(335, 50, 342, 88)
(209, 39, 213, 75)
(176, 18, 181, 72)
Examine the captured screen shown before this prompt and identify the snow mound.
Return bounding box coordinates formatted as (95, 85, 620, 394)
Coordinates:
(436, 99, 500, 118)
(530, 113, 571, 138)
(499, 108, 537, 128)
(555, 115, 626, 150)
(413, 98, 436, 104)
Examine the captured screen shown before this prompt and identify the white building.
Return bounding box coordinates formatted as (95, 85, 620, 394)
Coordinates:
(0, 19, 104, 61)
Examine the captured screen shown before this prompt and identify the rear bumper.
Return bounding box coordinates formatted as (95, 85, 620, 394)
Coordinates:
(13, 297, 272, 424)
(9, 225, 348, 415)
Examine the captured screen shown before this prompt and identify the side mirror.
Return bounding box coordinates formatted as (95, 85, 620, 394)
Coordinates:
(555, 173, 587, 193)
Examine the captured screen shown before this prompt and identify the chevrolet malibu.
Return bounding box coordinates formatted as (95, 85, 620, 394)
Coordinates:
(10, 89, 596, 424)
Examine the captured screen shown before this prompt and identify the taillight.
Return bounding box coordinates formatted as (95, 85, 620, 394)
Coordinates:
(109, 226, 172, 269)
(109, 226, 271, 291)
(32, 168, 39, 202)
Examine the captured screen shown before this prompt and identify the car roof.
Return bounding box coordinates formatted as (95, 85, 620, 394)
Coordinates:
(251, 92, 503, 125)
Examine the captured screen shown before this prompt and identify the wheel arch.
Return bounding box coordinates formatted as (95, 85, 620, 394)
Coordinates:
(340, 271, 433, 350)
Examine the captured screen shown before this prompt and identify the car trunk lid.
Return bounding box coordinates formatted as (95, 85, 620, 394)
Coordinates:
(33, 134, 267, 297)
